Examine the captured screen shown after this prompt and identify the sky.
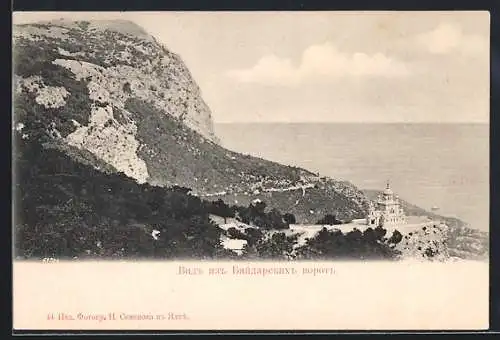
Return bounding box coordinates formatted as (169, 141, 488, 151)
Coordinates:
(13, 11, 490, 123)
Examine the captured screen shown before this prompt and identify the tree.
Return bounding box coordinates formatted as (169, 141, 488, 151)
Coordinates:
(256, 232, 295, 259)
(388, 230, 403, 244)
(234, 206, 251, 224)
(267, 208, 287, 229)
(283, 213, 296, 225)
(227, 227, 246, 240)
(345, 228, 363, 253)
(77, 21, 90, 30)
(249, 201, 266, 216)
(362, 227, 378, 243)
(209, 199, 234, 223)
(244, 228, 263, 246)
(316, 214, 342, 225)
(171, 185, 192, 195)
(374, 225, 387, 241)
(123, 82, 132, 94)
(424, 247, 437, 258)
(301, 225, 399, 260)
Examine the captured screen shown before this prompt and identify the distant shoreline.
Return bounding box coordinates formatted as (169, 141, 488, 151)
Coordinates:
(214, 123, 488, 232)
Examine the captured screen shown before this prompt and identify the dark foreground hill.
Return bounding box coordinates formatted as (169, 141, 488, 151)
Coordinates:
(14, 133, 405, 260)
(12, 19, 488, 261)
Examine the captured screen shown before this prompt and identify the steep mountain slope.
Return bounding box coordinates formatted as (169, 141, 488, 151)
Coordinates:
(13, 130, 402, 261)
(13, 20, 217, 146)
(12, 19, 368, 222)
(12, 19, 487, 261)
(13, 132, 229, 260)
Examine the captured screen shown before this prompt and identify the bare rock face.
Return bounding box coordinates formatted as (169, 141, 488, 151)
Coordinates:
(13, 19, 218, 183)
(394, 223, 450, 261)
(13, 20, 487, 260)
(446, 226, 489, 261)
(12, 19, 369, 222)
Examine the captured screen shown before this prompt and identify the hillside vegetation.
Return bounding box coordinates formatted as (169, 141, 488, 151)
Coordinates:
(12, 19, 488, 261)
(13, 20, 368, 223)
(14, 128, 403, 260)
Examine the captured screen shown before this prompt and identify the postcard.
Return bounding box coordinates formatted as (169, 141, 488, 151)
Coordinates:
(12, 10, 490, 331)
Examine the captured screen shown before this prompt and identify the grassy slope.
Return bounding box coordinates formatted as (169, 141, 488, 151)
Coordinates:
(125, 98, 308, 189)
(12, 20, 487, 260)
(12, 21, 366, 222)
(126, 98, 367, 222)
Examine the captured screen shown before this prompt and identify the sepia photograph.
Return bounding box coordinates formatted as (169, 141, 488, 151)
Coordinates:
(12, 10, 490, 330)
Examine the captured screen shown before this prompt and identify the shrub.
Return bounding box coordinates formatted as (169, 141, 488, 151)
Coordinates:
(283, 213, 296, 225)
(227, 227, 246, 240)
(296, 226, 399, 260)
(316, 214, 343, 225)
(388, 230, 403, 244)
(123, 82, 132, 94)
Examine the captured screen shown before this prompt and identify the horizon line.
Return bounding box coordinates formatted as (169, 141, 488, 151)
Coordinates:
(214, 121, 490, 124)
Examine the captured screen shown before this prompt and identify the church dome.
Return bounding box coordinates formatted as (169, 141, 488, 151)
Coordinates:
(383, 181, 393, 196)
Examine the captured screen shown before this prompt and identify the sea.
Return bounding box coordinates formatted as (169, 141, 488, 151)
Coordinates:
(214, 123, 489, 232)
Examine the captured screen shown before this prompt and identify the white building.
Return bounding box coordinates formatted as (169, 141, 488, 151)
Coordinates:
(366, 181, 407, 227)
(220, 236, 247, 255)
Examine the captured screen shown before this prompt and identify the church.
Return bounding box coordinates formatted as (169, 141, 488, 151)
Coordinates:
(366, 181, 407, 227)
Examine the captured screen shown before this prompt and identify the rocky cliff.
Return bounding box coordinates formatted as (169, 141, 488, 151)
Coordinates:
(12, 20, 488, 261)
(12, 19, 368, 223)
(13, 19, 218, 180)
